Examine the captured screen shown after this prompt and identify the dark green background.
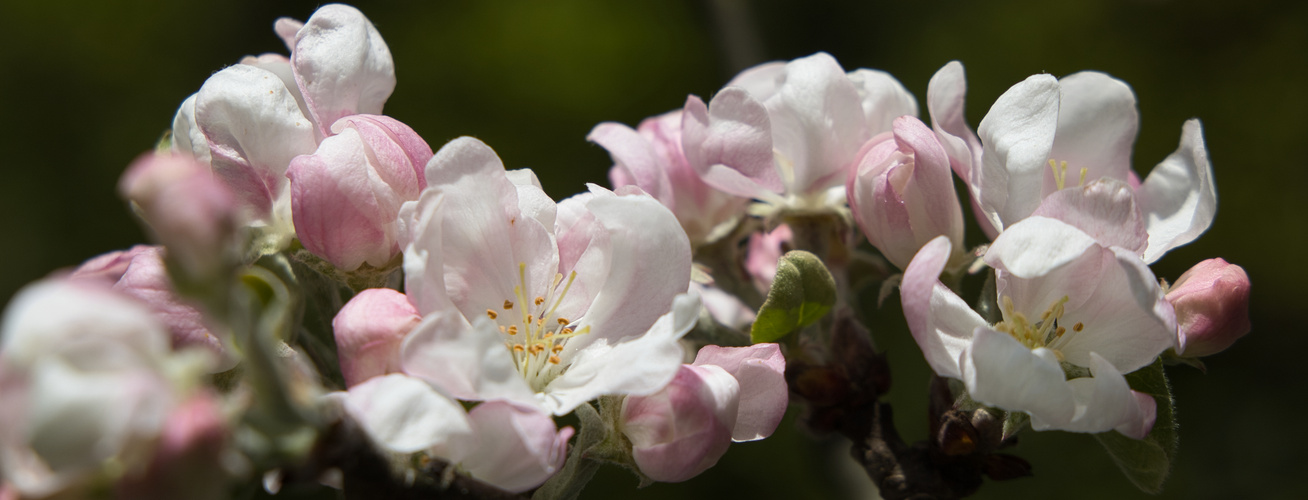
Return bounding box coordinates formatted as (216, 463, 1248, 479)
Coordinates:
(1, 1, 1302, 498)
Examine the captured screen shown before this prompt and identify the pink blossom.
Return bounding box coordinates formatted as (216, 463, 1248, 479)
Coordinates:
(118, 152, 239, 278)
(681, 52, 917, 214)
(1167, 258, 1251, 357)
(847, 116, 965, 270)
(288, 115, 432, 270)
(591, 110, 749, 247)
(621, 364, 738, 482)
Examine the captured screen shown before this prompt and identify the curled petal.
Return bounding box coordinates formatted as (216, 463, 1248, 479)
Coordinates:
(927, 61, 981, 182)
(1138, 119, 1216, 263)
(682, 91, 782, 200)
(1031, 178, 1148, 254)
(900, 237, 986, 379)
(976, 74, 1060, 231)
(692, 344, 787, 442)
(622, 364, 738, 483)
(962, 328, 1077, 428)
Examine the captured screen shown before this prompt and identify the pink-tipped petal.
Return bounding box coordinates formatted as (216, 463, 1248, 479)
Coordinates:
(692, 344, 787, 442)
(1032, 178, 1148, 254)
(900, 237, 986, 379)
(450, 401, 573, 493)
(1167, 258, 1251, 357)
(622, 364, 739, 483)
(291, 4, 395, 137)
(333, 289, 421, 387)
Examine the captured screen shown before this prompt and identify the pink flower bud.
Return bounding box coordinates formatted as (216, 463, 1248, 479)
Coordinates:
(620, 364, 739, 482)
(1167, 258, 1251, 357)
(332, 288, 421, 387)
(70, 246, 232, 371)
(119, 153, 241, 279)
(116, 392, 229, 500)
(847, 116, 965, 270)
(288, 115, 432, 270)
(746, 224, 792, 293)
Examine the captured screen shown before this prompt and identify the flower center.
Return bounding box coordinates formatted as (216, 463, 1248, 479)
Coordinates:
(1048, 159, 1088, 191)
(992, 295, 1084, 361)
(484, 262, 590, 391)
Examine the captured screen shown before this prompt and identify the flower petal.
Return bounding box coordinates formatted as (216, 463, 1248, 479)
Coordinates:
(541, 294, 698, 415)
(1031, 178, 1148, 254)
(333, 373, 471, 454)
(449, 401, 572, 493)
(291, 4, 395, 137)
(961, 328, 1076, 428)
(847, 68, 918, 137)
(682, 91, 782, 200)
(170, 95, 211, 164)
(900, 236, 986, 379)
(766, 52, 868, 194)
(926, 61, 981, 182)
(1048, 71, 1139, 190)
(588, 122, 671, 206)
(1059, 353, 1156, 438)
(399, 312, 537, 406)
(1138, 119, 1216, 263)
(692, 344, 787, 442)
(333, 289, 420, 387)
(976, 74, 1060, 231)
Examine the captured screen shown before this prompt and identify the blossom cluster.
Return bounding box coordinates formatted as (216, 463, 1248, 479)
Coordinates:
(0, 3, 1251, 499)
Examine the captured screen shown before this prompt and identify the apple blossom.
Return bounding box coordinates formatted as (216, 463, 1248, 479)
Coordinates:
(681, 52, 917, 215)
(0, 279, 205, 497)
(1167, 258, 1252, 357)
(288, 114, 433, 270)
(901, 218, 1175, 437)
(332, 136, 699, 416)
(171, 4, 398, 254)
(949, 66, 1215, 262)
(591, 110, 749, 248)
(746, 224, 792, 293)
(847, 116, 966, 270)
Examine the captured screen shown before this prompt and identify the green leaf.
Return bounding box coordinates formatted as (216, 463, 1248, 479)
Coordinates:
(750, 250, 837, 343)
(1093, 358, 1177, 494)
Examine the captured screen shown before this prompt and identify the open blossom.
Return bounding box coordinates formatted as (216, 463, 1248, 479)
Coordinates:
(0, 279, 205, 497)
(1167, 258, 1252, 357)
(847, 116, 966, 270)
(591, 110, 749, 247)
(330, 137, 697, 416)
(902, 218, 1175, 437)
(681, 52, 917, 214)
(171, 4, 398, 252)
(621, 344, 787, 482)
(928, 62, 1216, 263)
(327, 373, 571, 493)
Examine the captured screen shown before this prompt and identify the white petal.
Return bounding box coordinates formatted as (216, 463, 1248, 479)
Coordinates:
(985, 216, 1097, 279)
(448, 401, 572, 493)
(900, 237, 985, 379)
(847, 68, 919, 136)
(336, 373, 472, 454)
(541, 294, 697, 415)
(682, 92, 783, 200)
(398, 190, 455, 315)
(766, 52, 868, 194)
(1059, 353, 1156, 438)
(927, 61, 981, 181)
(400, 312, 537, 406)
(170, 94, 211, 164)
(291, 4, 395, 136)
(962, 328, 1076, 427)
(1138, 119, 1216, 263)
(1049, 72, 1139, 189)
(977, 74, 1060, 231)
(726, 61, 787, 101)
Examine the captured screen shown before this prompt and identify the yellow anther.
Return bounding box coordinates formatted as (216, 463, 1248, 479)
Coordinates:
(507, 325, 519, 335)
(486, 309, 498, 320)
(503, 300, 514, 310)
(537, 317, 545, 327)
(534, 296, 545, 306)
(561, 327, 574, 335)
(552, 345, 564, 354)
(512, 344, 525, 352)
(499, 325, 507, 333)
(548, 355, 561, 364)
(530, 344, 545, 355)
(543, 331, 554, 339)
(557, 317, 570, 325)
(1056, 326, 1066, 337)
(1073, 322, 1084, 332)
(527, 314, 534, 324)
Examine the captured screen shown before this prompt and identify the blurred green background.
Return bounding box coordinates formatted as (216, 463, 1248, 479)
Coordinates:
(1, 0, 1303, 498)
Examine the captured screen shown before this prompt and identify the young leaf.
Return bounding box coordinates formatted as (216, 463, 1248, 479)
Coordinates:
(750, 250, 837, 343)
(1093, 358, 1177, 494)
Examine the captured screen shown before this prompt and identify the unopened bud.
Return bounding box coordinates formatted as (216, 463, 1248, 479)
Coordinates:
(1167, 258, 1251, 357)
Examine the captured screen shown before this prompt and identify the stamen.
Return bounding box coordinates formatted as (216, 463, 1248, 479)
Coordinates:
(512, 344, 525, 353)
(536, 317, 545, 327)
(1072, 322, 1084, 332)
(557, 317, 570, 325)
(527, 314, 534, 324)
(499, 325, 507, 333)
(548, 355, 561, 364)
(552, 345, 563, 354)
(534, 296, 545, 306)
(503, 300, 513, 310)
(486, 309, 498, 320)
(561, 327, 574, 335)
(1078, 167, 1088, 187)
(507, 325, 518, 335)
